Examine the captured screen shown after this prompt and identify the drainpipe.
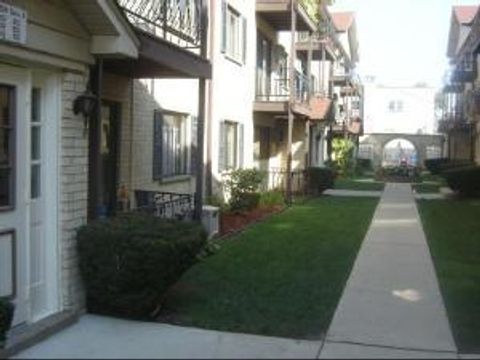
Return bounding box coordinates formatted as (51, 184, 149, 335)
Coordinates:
(286, 0, 297, 205)
(205, 0, 215, 198)
(194, 0, 209, 221)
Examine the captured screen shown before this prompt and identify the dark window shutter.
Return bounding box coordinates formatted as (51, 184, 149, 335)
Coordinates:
(242, 16, 247, 64)
(239, 123, 244, 168)
(218, 121, 226, 172)
(190, 115, 198, 175)
(152, 110, 163, 180)
(221, 0, 227, 53)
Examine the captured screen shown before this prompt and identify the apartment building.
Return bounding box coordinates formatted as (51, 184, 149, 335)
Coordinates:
(441, 5, 480, 161)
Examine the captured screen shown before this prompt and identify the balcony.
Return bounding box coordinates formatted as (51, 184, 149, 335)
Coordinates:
(254, 70, 312, 116)
(256, 0, 317, 32)
(118, 0, 202, 50)
(332, 67, 352, 85)
(437, 110, 470, 133)
(105, 0, 211, 79)
(451, 55, 477, 83)
(296, 32, 336, 61)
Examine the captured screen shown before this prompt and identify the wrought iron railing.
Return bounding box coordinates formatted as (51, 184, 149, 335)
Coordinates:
(117, 0, 203, 50)
(256, 70, 311, 103)
(134, 190, 194, 220)
(259, 168, 306, 194)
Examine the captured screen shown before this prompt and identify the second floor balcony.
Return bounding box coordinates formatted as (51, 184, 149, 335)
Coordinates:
(105, 0, 211, 79)
(256, 0, 317, 33)
(256, 70, 311, 103)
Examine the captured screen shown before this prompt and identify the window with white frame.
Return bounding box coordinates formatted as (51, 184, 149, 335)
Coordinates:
(153, 110, 192, 179)
(222, 1, 246, 64)
(388, 100, 403, 113)
(219, 120, 244, 171)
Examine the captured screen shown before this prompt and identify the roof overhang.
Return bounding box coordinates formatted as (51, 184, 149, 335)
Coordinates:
(67, 0, 139, 59)
(103, 31, 211, 79)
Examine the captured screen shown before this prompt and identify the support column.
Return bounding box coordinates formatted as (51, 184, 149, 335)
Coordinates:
(194, 0, 209, 220)
(88, 59, 104, 220)
(286, 0, 297, 205)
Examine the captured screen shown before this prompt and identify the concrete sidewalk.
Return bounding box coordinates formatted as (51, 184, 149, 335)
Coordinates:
(12, 315, 322, 359)
(319, 183, 457, 359)
(324, 189, 383, 197)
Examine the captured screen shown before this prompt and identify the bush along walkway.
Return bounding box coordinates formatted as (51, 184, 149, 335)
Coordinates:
(319, 183, 457, 358)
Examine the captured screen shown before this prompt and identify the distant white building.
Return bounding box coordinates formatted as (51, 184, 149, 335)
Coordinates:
(362, 80, 437, 135)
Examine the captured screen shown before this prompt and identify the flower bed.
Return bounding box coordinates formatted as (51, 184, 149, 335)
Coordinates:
(219, 205, 285, 237)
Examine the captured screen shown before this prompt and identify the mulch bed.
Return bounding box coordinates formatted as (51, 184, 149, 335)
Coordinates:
(219, 205, 285, 237)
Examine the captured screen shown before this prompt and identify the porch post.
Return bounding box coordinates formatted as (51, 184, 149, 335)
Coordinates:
(88, 58, 105, 220)
(194, 0, 209, 221)
(286, 0, 297, 205)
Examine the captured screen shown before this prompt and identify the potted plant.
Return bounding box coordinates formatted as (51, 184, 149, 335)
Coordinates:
(0, 297, 15, 348)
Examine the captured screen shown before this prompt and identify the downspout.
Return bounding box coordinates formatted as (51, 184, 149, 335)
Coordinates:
(194, 0, 209, 220)
(205, 0, 215, 198)
(286, 0, 297, 205)
(129, 78, 135, 208)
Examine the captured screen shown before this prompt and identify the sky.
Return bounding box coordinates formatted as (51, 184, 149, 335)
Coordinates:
(330, 0, 480, 88)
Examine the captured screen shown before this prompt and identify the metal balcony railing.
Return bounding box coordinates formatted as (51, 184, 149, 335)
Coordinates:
(256, 70, 311, 103)
(118, 0, 203, 50)
(258, 168, 306, 195)
(133, 190, 194, 220)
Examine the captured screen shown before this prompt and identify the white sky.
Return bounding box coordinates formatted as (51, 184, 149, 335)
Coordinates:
(330, 0, 480, 88)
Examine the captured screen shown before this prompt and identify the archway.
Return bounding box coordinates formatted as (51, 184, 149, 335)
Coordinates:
(382, 138, 418, 167)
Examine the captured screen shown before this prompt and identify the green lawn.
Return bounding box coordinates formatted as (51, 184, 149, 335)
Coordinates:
(418, 200, 480, 353)
(160, 197, 378, 339)
(334, 178, 385, 191)
(412, 183, 441, 194)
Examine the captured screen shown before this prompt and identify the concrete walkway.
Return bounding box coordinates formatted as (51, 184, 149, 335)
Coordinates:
(324, 189, 383, 197)
(319, 183, 457, 359)
(12, 315, 322, 359)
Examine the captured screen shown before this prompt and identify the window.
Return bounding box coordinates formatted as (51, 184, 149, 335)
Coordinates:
(219, 120, 244, 171)
(153, 111, 192, 180)
(388, 100, 403, 113)
(31, 88, 41, 199)
(222, 2, 246, 64)
(0, 85, 14, 208)
(358, 144, 374, 160)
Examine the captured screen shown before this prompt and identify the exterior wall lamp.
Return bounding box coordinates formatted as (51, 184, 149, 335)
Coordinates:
(73, 90, 98, 118)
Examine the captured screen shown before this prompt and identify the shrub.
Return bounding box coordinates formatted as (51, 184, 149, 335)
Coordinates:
(442, 166, 480, 196)
(306, 167, 335, 195)
(355, 159, 372, 176)
(77, 213, 207, 319)
(425, 158, 473, 175)
(223, 168, 264, 212)
(259, 191, 285, 208)
(332, 138, 355, 176)
(0, 298, 14, 346)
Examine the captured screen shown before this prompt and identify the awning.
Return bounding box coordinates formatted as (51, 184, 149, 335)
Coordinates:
(309, 97, 332, 120)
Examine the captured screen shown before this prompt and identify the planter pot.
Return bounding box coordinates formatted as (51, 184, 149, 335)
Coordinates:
(0, 298, 15, 348)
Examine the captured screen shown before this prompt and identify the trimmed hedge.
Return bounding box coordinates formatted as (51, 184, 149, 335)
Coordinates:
(425, 158, 473, 175)
(0, 298, 14, 346)
(306, 167, 335, 195)
(77, 213, 207, 319)
(442, 166, 480, 196)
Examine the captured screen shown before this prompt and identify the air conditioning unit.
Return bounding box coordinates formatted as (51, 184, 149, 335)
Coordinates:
(201, 205, 219, 239)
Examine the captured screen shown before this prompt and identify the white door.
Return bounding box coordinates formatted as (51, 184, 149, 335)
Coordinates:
(0, 65, 60, 326)
(28, 72, 59, 322)
(0, 65, 30, 326)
